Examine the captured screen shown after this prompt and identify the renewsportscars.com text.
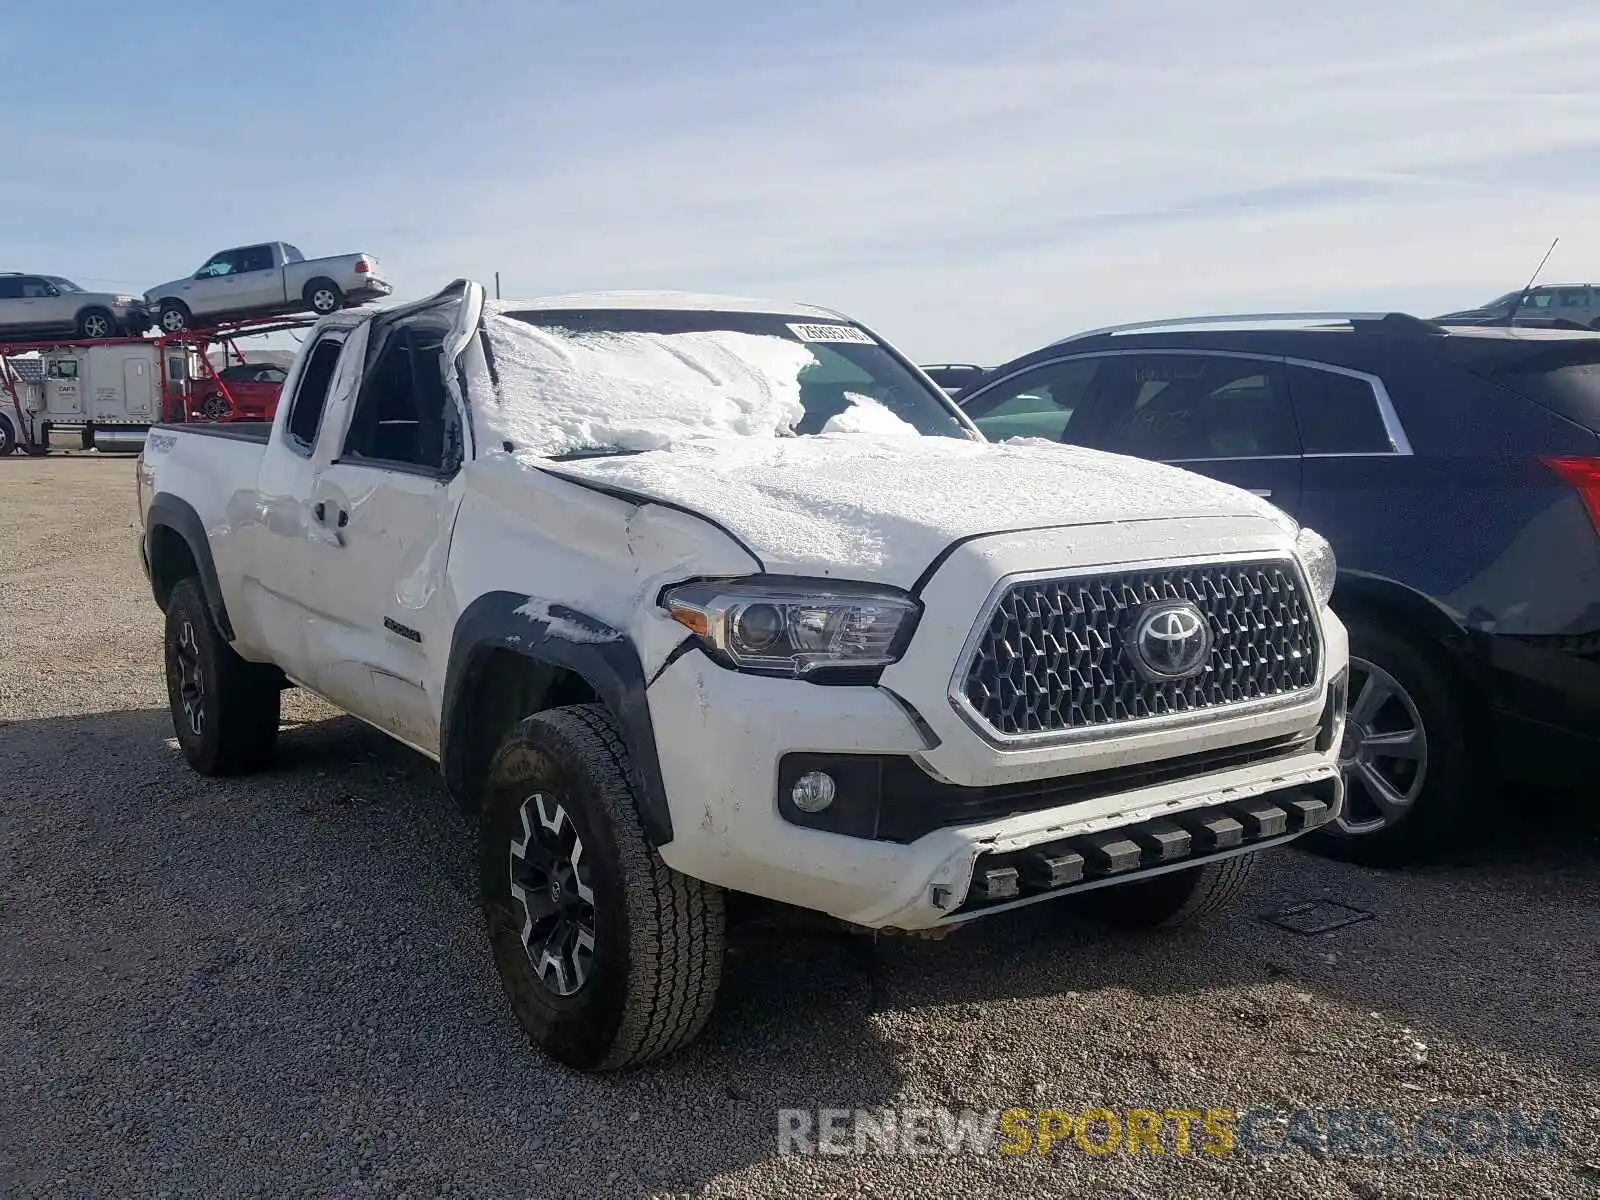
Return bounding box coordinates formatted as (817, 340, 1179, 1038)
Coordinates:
(777, 1106, 1562, 1159)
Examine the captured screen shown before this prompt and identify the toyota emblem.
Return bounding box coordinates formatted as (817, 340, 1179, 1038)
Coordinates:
(1129, 600, 1213, 681)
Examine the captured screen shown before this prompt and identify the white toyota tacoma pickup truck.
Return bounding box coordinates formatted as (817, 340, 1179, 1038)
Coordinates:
(135, 279, 1349, 1071)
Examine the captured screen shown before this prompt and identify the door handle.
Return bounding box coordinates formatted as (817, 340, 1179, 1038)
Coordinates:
(1249, 488, 1273, 498)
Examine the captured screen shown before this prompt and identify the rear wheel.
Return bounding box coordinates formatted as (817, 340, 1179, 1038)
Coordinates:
(0, 414, 15, 456)
(1074, 855, 1257, 929)
(305, 278, 343, 315)
(1305, 614, 1477, 865)
(480, 704, 725, 1071)
(163, 577, 280, 775)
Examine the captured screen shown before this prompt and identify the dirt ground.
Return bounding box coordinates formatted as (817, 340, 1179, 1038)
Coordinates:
(2, 453, 1597, 1199)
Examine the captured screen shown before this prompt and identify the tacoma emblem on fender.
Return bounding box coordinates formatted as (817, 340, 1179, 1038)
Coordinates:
(1128, 600, 1213, 681)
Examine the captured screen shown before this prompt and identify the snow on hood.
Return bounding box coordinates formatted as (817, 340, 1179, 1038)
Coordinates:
(535, 435, 1294, 588)
(479, 312, 813, 456)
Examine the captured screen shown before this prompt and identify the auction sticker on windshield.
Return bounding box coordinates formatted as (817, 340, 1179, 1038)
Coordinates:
(788, 322, 876, 344)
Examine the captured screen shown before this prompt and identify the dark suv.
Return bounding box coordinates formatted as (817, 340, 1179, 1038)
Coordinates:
(959, 312, 1600, 864)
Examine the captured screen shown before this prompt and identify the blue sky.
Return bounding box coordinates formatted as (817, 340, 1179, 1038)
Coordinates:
(4, 1, 1600, 362)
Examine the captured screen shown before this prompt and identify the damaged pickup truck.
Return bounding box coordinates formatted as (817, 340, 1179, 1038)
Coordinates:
(135, 279, 1349, 1070)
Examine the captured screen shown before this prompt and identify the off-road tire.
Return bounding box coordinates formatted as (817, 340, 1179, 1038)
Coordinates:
(1305, 612, 1477, 867)
(158, 301, 191, 334)
(1074, 854, 1257, 930)
(305, 278, 343, 315)
(480, 704, 725, 1071)
(163, 577, 280, 775)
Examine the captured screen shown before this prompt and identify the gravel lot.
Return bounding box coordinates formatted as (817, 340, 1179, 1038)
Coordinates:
(3, 454, 1598, 1199)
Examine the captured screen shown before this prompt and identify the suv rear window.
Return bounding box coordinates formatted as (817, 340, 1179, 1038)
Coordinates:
(1484, 343, 1600, 432)
(1286, 364, 1396, 453)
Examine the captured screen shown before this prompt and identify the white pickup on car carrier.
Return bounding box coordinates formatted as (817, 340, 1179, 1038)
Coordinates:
(135, 279, 1350, 1070)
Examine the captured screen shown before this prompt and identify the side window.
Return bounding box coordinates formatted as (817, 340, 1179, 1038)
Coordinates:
(960, 358, 1102, 442)
(1555, 288, 1590, 310)
(1527, 290, 1555, 311)
(197, 251, 239, 279)
(285, 337, 345, 452)
(1091, 354, 1298, 460)
(340, 314, 459, 473)
(20, 277, 55, 298)
(237, 245, 275, 273)
(1286, 365, 1397, 454)
(0, 277, 21, 300)
(282, 244, 305, 263)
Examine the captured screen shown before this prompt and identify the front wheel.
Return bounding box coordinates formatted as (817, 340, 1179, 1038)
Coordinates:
(1073, 854, 1257, 929)
(77, 307, 115, 339)
(158, 301, 191, 334)
(163, 577, 280, 775)
(1304, 614, 1477, 866)
(480, 704, 725, 1071)
(0, 414, 15, 456)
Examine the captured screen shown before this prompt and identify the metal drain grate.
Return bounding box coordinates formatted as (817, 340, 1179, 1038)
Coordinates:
(1260, 899, 1376, 935)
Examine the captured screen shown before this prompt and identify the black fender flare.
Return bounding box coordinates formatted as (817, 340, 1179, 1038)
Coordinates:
(145, 492, 235, 640)
(440, 591, 674, 846)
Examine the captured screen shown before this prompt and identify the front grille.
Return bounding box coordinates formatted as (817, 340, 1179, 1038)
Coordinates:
(960, 558, 1320, 738)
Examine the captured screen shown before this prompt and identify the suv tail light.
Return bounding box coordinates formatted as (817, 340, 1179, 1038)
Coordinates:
(354, 259, 370, 274)
(1542, 456, 1600, 532)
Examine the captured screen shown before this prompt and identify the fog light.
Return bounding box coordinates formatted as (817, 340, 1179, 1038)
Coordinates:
(791, 770, 837, 813)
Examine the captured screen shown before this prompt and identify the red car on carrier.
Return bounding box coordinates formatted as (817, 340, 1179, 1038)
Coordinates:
(192, 361, 287, 421)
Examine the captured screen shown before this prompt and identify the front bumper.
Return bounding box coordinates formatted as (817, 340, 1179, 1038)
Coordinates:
(648, 647, 1345, 931)
(648, 515, 1348, 930)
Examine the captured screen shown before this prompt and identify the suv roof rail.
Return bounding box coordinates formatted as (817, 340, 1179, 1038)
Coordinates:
(1047, 310, 1449, 346)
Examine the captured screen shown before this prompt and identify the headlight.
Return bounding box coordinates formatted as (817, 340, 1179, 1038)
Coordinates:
(662, 577, 920, 679)
(1295, 527, 1337, 607)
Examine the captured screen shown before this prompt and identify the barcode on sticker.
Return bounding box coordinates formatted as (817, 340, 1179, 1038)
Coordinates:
(787, 322, 875, 345)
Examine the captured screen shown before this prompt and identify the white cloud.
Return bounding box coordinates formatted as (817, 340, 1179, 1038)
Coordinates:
(411, 0, 1600, 360)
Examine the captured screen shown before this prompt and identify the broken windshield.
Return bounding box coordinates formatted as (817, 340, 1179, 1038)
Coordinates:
(479, 307, 975, 459)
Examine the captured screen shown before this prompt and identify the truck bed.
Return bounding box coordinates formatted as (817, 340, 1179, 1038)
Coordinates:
(150, 421, 273, 444)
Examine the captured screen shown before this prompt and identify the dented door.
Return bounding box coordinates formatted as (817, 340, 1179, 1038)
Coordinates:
(289, 282, 479, 754)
